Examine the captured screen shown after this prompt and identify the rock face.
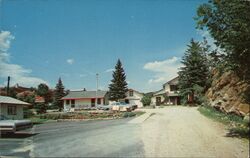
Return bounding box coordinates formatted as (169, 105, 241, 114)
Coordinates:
(206, 69, 250, 116)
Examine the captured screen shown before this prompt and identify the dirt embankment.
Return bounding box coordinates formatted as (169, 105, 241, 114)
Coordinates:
(140, 107, 249, 158)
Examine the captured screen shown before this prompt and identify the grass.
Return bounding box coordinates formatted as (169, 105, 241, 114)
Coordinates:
(198, 105, 249, 139)
(29, 117, 50, 125)
(134, 111, 146, 116)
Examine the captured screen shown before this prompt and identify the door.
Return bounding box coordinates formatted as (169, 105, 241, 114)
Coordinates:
(91, 98, 95, 107)
(156, 97, 161, 106)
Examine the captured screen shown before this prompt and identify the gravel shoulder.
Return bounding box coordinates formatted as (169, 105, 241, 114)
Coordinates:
(140, 106, 249, 158)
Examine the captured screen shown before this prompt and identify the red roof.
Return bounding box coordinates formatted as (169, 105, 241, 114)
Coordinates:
(35, 96, 45, 103)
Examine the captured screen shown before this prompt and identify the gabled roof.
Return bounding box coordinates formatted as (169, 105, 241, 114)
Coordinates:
(163, 76, 179, 86)
(153, 89, 165, 96)
(61, 90, 108, 100)
(0, 96, 30, 105)
(128, 89, 144, 95)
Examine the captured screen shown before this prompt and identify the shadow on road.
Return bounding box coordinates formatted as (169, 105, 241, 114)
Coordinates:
(0, 132, 38, 139)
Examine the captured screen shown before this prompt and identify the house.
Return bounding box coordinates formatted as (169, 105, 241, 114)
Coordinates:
(0, 96, 30, 119)
(61, 90, 109, 111)
(124, 89, 144, 108)
(35, 96, 45, 103)
(151, 77, 180, 106)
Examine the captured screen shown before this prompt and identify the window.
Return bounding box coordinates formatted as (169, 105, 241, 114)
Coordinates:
(66, 100, 70, 105)
(71, 100, 75, 108)
(8, 105, 17, 115)
(129, 91, 133, 97)
(170, 85, 178, 91)
(97, 98, 101, 104)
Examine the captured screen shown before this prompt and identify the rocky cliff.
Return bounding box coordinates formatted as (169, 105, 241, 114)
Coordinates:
(206, 69, 250, 116)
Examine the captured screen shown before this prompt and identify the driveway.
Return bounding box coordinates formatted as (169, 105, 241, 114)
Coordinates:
(0, 106, 249, 157)
(141, 107, 249, 158)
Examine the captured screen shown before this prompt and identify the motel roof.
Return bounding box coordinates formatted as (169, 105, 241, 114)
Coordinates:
(61, 90, 108, 100)
(0, 96, 30, 105)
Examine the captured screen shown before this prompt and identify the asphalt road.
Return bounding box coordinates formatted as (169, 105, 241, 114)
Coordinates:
(0, 118, 144, 157)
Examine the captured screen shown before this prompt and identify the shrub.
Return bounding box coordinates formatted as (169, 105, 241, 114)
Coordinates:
(123, 112, 136, 118)
(23, 108, 34, 118)
(141, 95, 151, 106)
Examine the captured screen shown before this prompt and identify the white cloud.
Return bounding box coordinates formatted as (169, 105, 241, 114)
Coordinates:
(66, 58, 74, 64)
(0, 31, 48, 87)
(0, 31, 14, 52)
(104, 68, 114, 73)
(144, 56, 183, 84)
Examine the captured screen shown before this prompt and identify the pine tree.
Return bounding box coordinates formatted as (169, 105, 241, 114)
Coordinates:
(109, 59, 128, 101)
(178, 39, 210, 104)
(53, 78, 65, 111)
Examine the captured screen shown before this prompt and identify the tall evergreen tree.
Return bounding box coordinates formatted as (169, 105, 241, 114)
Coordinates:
(109, 59, 128, 101)
(178, 39, 210, 104)
(54, 78, 65, 111)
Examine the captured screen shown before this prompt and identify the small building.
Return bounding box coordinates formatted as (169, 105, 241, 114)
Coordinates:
(61, 90, 109, 111)
(35, 96, 45, 103)
(151, 77, 180, 106)
(0, 96, 30, 119)
(125, 89, 144, 108)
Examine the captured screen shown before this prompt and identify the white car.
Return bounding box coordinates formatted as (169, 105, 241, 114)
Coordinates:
(0, 115, 33, 134)
(96, 104, 112, 110)
(110, 102, 134, 112)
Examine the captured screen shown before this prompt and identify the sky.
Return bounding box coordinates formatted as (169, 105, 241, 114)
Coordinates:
(0, 0, 208, 92)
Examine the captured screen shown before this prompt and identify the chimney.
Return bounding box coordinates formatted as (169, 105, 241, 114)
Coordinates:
(6, 76, 10, 96)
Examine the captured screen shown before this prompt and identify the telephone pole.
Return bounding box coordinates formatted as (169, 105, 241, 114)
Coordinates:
(6, 76, 10, 96)
(95, 73, 99, 107)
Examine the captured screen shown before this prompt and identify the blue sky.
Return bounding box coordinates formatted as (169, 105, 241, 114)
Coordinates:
(0, 0, 207, 92)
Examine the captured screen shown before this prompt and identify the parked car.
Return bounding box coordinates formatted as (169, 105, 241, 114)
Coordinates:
(0, 115, 33, 134)
(110, 102, 134, 112)
(96, 104, 112, 110)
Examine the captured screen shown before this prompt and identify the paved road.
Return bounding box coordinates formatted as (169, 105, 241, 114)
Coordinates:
(1, 107, 249, 157)
(0, 118, 144, 157)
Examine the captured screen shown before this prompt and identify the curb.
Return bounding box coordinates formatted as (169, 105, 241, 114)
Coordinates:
(128, 112, 153, 124)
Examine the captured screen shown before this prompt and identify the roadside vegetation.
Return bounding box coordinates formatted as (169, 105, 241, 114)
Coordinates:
(28, 111, 145, 124)
(198, 105, 249, 139)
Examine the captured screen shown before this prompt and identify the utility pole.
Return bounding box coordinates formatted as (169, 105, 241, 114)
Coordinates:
(6, 76, 10, 96)
(95, 73, 99, 107)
